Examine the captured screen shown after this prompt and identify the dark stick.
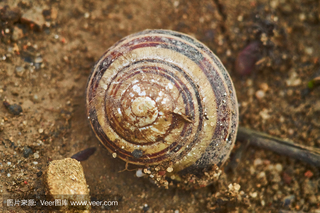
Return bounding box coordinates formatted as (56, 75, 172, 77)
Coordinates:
(237, 127, 320, 167)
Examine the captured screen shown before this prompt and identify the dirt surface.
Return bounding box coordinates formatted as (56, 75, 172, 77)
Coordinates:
(0, 0, 320, 212)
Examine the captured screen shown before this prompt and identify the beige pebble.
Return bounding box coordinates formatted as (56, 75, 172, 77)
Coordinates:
(259, 109, 270, 120)
(250, 192, 258, 198)
(45, 158, 91, 212)
(254, 158, 263, 166)
(34, 153, 39, 159)
(257, 171, 266, 179)
(260, 83, 269, 91)
(255, 90, 265, 100)
(275, 163, 283, 172)
(166, 167, 173, 172)
(288, 128, 294, 135)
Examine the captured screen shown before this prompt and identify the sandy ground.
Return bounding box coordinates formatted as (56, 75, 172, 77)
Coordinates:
(0, 0, 320, 212)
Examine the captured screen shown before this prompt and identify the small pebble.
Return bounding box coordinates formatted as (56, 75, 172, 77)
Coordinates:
(257, 171, 266, 179)
(255, 90, 265, 99)
(288, 128, 294, 135)
(32, 94, 40, 103)
(84, 12, 90, 18)
(166, 167, 173, 172)
(112, 152, 117, 158)
(15, 66, 25, 77)
(259, 109, 270, 120)
(136, 169, 145, 177)
(34, 56, 43, 64)
(20, 7, 45, 31)
(304, 170, 313, 178)
(254, 158, 263, 166)
(260, 83, 269, 91)
(283, 195, 295, 206)
(250, 192, 257, 198)
(7, 173, 11, 177)
(275, 163, 283, 172)
(33, 161, 38, 165)
(142, 204, 149, 212)
(132, 149, 143, 158)
(37, 171, 43, 177)
(38, 128, 43, 134)
(34, 153, 40, 159)
(299, 13, 306, 21)
(305, 47, 313, 55)
(3, 102, 22, 115)
(23, 146, 33, 158)
(7, 162, 11, 166)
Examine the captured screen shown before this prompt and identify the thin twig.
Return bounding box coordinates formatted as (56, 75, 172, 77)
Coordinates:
(237, 127, 320, 167)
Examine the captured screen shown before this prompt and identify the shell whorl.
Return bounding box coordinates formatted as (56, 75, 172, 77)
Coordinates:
(86, 29, 238, 175)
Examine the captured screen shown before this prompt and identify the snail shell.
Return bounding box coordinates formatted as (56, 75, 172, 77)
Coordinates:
(86, 29, 238, 181)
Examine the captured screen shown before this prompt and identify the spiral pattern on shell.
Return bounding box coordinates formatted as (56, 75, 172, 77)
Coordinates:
(86, 29, 238, 176)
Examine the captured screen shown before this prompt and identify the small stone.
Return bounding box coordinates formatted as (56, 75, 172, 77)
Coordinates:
(11, 26, 24, 41)
(84, 12, 90, 18)
(112, 152, 117, 158)
(136, 169, 145, 177)
(34, 56, 43, 69)
(272, 173, 281, 182)
(3, 102, 22, 115)
(299, 13, 306, 21)
(254, 158, 263, 166)
(259, 109, 270, 120)
(282, 195, 295, 206)
(257, 171, 266, 179)
(132, 149, 143, 158)
(42, 9, 51, 19)
(38, 128, 44, 134)
(275, 163, 283, 172)
(32, 94, 40, 103)
(11, 88, 19, 96)
(142, 204, 149, 212)
(305, 47, 313, 55)
(286, 70, 301, 86)
(46, 158, 91, 211)
(233, 183, 241, 192)
(270, 0, 279, 9)
(34, 56, 43, 63)
(272, 183, 279, 190)
(255, 90, 265, 100)
(7, 173, 11, 177)
(250, 192, 257, 198)
(309, 195, 317, 204)
(34, 153, 40, 159)
(37, 171, 43, 177)
(281, 4, 292, 14)
(259, 83, 269, 91)
(288, 128, 294, 135)
(20, 7, 45, 31)
(51, 7, 58, 20)
(166, 167, 173, 173)
(304, 170, 313, 178)
(23, 146, 33, 158)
